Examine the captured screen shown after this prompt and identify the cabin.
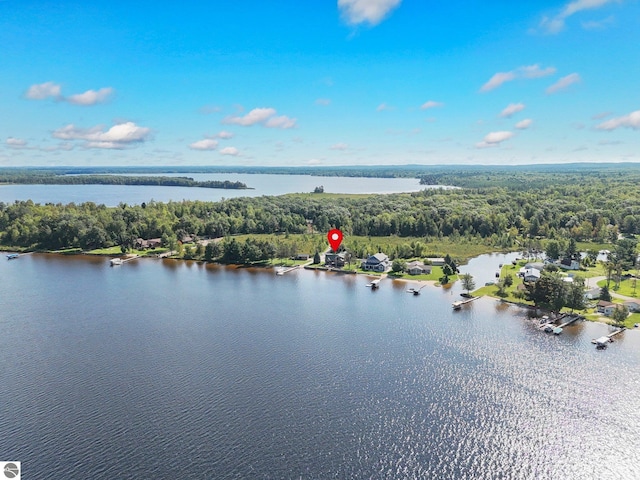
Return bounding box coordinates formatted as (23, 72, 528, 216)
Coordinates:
(293, 253, 309, 261)
(135, 238, 162, 249)
(623, 300, 640, 313)
(596, 300, 616, 316)
(325, 252, 346, 267)
(361, 253, 390, 272)
(523, 268, 541, 283)
(559, 258, 581, 270)
(406, 261, 432, 275)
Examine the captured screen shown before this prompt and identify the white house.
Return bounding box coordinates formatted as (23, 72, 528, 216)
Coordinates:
(596, 300, 617, 316)
(559, 258, 581, 270)
(361, 253, 390, 272)
(406, 261, 432, 275)
(623, 300, 640, 313)
(523, 268, 541, 282)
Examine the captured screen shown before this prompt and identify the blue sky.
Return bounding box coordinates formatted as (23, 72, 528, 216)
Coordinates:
(1, 0, 639, 166)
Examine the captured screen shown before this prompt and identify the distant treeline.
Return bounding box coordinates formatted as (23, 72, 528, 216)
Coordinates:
(2, 172, 640, 254)
(0, 173, 248, 190)
(3, 162, 640, 183)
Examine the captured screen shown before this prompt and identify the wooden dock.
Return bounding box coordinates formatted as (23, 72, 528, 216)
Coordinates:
(592, 328, 625, 348)
(452, 296, 482, 310)
(275, 265, 299, 275)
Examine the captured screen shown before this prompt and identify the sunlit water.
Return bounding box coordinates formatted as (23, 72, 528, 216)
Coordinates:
(1, 253, 639, 479)
(0, 174, 427, 206)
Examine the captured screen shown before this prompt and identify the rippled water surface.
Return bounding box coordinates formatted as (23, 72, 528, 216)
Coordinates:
(1, 254, 639, 479)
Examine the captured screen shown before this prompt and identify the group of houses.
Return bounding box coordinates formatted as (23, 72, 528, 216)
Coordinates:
(324, 251, 444, 275)
(596, 299, 640, 316)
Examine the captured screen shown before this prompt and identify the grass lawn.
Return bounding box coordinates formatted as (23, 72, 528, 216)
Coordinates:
(596, 277, 640, 298)
(387, 266, 452, 282)
(87, 246, 169, 256)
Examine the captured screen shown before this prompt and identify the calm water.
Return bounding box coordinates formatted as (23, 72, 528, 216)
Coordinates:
(1, 253, 639, 479)
(0, 174, 425, 206)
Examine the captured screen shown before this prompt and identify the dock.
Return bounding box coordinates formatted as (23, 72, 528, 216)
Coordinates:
(592, 328, 625, 348)
(452, 296, 482, 310)
(110, 255, 138, 266)
(275, 265, 299, 275)
(366, 278, 382, 289)
(539, 313, 582, 334)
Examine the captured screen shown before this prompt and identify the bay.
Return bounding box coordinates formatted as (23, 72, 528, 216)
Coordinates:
(1, 253, 639, 479)
(0, 174, 426, 206)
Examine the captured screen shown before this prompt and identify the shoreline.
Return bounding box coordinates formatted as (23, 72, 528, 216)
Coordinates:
(4, 249, 637, 330)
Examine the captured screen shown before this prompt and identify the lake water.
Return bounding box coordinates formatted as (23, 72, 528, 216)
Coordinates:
(0, 174, 426, 206)
(1, 253, 639, 479)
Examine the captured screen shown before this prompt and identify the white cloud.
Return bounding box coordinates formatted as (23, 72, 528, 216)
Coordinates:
(546, 73, 581, 94)
(480, 65, 556, 92)
(223, 107, 296, 129)
(330, 142, 349, 150)
(25, 81, 62, 100)
(500, 103, 526, 118)
(52, 121, 151, 149)
(338, 0, 402, 26)
(220, 146, 240, 156)
(6, 137, 27, 148)
(476, 131, 514, 148)
(515, 119, 533, 129)
(420, 100, 444, 110)
(66, 87, 114, 106)
(596, 110, 640, 130)
(265, 115, 296, 129)
(216, 131, 234, 139)
(316, 98, 331, 106)
(592, 111, 611, 119)
(189, 139, 219, 151)
(540, 0, 619, 34)
(376, 103, 394, 111)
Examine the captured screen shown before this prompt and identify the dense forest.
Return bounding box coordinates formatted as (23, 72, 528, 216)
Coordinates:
(0, 172, 248, 189)
(2, 171, 640, 257)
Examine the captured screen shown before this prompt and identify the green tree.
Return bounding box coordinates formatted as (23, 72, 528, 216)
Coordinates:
(391, 259, 406, 273)
(545, 240, 560, 260)
(565, 277, 586, 312)
(611, 305, 629, 326)
(460, 273, 476, 294)
(599, 285, 612, 302)
(313, 251, 321, 264)
(503, 274, 514, 288)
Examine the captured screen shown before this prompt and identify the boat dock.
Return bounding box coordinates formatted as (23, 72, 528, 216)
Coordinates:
(539, 313, 583, 334)
(110, 255, 139, 266)
(366, 278, 382, 289)
(452, 296, 482, 310)
(592, 328, 625, 348)
(276, 265, 300, 275)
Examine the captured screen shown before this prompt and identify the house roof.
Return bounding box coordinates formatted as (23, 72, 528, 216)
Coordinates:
(597, 300, 615, 307)
(367, 253, 388, 262)
(407, 261, 425, 268)
(524, 268, 541, 278)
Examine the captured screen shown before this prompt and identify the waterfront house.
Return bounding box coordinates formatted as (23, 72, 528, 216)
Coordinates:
(361, 253, 390, 272)
(406, 261, 432, 275)
(596, 300, 616, 316)
(325, 252, 346, 268)
(559, 258, 581, 270)
(623, 300, 640, 313)
(135, 238, 162, 249)
(294, 253, 310, 261)
(524, 262, 545, 271)
(523, 268, 541, 282)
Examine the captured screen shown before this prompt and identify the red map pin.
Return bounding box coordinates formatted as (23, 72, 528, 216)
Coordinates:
(327, 229, 343, 251)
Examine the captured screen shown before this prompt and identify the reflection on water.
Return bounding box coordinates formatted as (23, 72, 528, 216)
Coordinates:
(0, 253, 639, 479)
